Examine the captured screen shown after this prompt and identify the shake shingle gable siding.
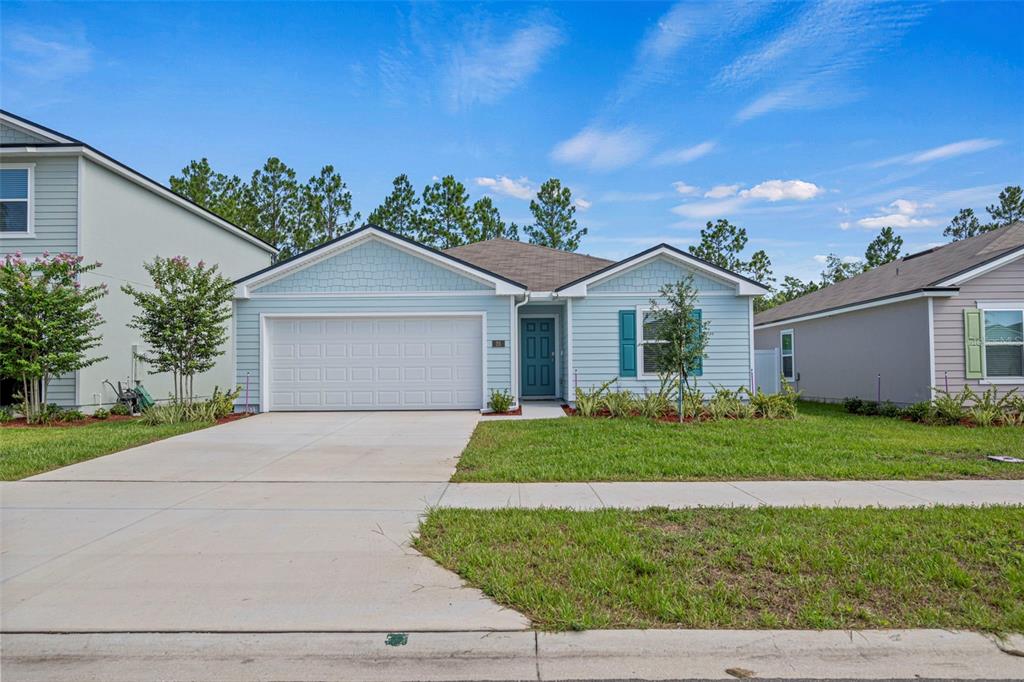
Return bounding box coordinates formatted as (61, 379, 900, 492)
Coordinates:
(253, 240, 492, 293)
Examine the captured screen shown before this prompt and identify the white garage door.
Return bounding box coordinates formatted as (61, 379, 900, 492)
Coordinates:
(266, 316, 483, 411)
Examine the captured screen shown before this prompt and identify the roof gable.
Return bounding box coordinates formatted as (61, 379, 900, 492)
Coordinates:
(237, 226, 527, 296)
(589, 255, 734, 293)
(755, 222, 1024, 327)
(252, 237, 493, 294)
(557, 244, 770, 296)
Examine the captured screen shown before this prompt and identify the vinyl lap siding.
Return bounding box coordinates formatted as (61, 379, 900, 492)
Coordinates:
(235, 296, 512, 410)
(572, 294, 752, 396)
(0, 155, 79, 406)
(933, 256, 1024, 398)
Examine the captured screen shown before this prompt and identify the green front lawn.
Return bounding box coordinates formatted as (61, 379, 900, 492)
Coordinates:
(454, 401, 1024, 481)
(417, 506, 1024, 632)
(0, 420, 210, 480)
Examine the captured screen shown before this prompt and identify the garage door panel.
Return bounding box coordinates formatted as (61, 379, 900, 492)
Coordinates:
(267, 316, 482, 411)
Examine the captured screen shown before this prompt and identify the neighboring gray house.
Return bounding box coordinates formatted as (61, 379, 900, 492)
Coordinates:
(754, 223, 1024, 405)
(232, 225, 769, 412)
(1, 111, 277, 410)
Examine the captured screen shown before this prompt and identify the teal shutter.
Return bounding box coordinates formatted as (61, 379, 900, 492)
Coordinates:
(689, 309, 703, 376)
(964, 309, 983, 379)
(619, 310, 637, 377)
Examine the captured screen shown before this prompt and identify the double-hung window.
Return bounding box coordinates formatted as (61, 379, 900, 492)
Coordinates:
(639, 310, 669, 377)
(983, 309, 1023, 378)
(0, 166, 33, 236)
(780, 330, 795, 381)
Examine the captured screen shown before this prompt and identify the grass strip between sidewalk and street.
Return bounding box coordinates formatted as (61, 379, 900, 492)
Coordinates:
(0, 420, 210, 480)
(416, 505, 1024, 632)
(453, 401, 1024, 482)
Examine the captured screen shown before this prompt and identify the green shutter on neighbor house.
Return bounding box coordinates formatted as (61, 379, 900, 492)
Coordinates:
(964, 308, 984, 379)
(619, 310, 637, 377)
(689, 309, 703, 376)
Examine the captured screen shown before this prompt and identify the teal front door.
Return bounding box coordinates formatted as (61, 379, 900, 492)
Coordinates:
(520, 317, 556, 397)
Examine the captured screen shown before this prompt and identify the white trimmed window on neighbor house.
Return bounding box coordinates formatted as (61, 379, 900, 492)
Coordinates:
(0, 165, 33, 236)
(781, 329, 795, 381)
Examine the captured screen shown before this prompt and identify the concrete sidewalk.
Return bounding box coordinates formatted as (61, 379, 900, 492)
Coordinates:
(438, 479, 1024, 509)
(4, 629, 1021, 681)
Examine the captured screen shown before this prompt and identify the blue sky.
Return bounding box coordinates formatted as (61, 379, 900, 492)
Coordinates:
(2, 1, 1022, 281)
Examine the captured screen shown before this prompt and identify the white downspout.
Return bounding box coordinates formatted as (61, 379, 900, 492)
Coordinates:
(511, 292, 531, 408)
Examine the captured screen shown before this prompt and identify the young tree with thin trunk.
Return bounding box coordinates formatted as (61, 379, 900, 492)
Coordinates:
(122, 257, 234, 405)
(0, 252, 107, 422)
(646, 276, 711, 421)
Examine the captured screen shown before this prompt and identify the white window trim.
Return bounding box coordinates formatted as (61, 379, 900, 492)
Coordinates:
(0, 163, 35, 238)
(637, 306, 669, 378)
(780, 329, 795, 381)
(980, 308, 1024, 381)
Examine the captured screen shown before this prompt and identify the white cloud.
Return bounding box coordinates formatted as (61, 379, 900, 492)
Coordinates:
(446, 21, 562, 110)
(672, 197, 746, 219)
(673, 178, 825, 220)
(3, 30, 93, 81)
(652, 140, 716, 165)
(600, 190, 672, 202)
(672, 181, 699, 196)
(839, 221, 851, 230)
(575, 197, 592, 210)
(814, 254, 861, 265)
(474, 176, 535, 200)
(739, 179, 824, 202)
(856, 199, 934, 230)
(551, 125, 653, 171)
(871, 138, 1004, 167)
(719, 2, 927, 121)
(704, 184, 741, 199)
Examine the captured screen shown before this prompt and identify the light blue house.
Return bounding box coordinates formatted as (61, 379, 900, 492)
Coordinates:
(233, 225, 768, 411)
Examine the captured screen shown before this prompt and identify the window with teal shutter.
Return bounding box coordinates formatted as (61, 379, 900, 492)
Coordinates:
(619, 310, 636, 377)
(688, 309, 703, 377)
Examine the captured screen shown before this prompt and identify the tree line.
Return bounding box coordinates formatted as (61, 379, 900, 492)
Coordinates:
(170, 159, 585, 259)
(169, 159, 1020, 311)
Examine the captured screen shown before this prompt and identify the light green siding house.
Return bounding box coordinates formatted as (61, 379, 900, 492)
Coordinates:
(233, 226, 769, 412)
(0, 111, 276, 410)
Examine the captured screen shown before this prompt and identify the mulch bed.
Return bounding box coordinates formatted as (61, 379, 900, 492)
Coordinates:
(2, 411, 254, 428)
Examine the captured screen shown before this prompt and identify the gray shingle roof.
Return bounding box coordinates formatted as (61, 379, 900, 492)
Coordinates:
(755, 222, 1024, 326)
(444, 238, 613, 291)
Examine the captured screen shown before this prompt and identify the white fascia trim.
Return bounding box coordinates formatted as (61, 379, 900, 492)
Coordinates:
(243, 228, 526, 296)
(2, 145, 277, 255)
(932, 248, 1024, 287)
(558, 247, 770, 297)
(0, 113, 74, 143)
(586, 290, 736, 298)
(754, 289, 959, 330)
(246, 291, 494, 299)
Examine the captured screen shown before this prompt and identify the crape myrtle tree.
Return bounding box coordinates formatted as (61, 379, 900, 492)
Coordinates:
(122, 257, 234, 405)
(646, 276, 711, 421)
(0, 252, 107, 422)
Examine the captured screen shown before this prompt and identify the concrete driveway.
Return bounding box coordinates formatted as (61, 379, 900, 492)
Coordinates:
(0, 412, 529, 632)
